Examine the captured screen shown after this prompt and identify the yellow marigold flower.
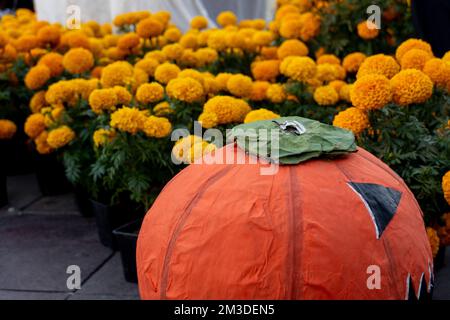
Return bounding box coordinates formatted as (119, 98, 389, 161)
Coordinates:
(283, 56, 317, 82)
(89, 88, 118, 114)
(135, 82, 164, 104)
(357, 21, 379, 40)
(317, 54, 340, 65)
(153, 101, 173, 116)
(343, 52, 366, 73)
(244, 108, 280, 124)
(47, 126, 75, 149)
(14, 34, 40, 52)
(154, 62, 180, 84)
(217, 11, 237, 27)
(190, 16, 208, 30)
(351, 74, 392, 110)
(316, 63, 340, 82)
(37, 25, 60, 46)
(215, 73, 233, 91)
(400, 48, 433, 70)
(130, 67, 149, 91)
(176, 49, 196, 67)
(275, 4, 300, 21)
(279, 17, 302, 39)
(195, 48, 218, 67)
(225, 31, 245, 50)
(144, 50, 167, 63)
(333, 107, 369, 135)
(251, 60, 280, 82)
(164, 27, 182, 43)
(117, 33, 140, 50)
(329, 80, 347, 94)
(390, 69, 433, 106)
(207, 30, 227, 51)
(136, 17, 164, 38)
(252, 31, 274, 47)
(110, 107, 146, 134)
(266, 83, 287, 103)
(423, 58, 450, 89)
(314, 85, 339, 106)
(198, 112, 218, 129)
(113, 86, 132, 105)
(250, 81, 270, 101)
(62, 48, 94, 74)
(204, 96, 250, 124)
(226, 74, 253, 98)
(396, 38, 433, 62)
(38, 52, 64, 77)
(298, 12, 321, 42)
(35, 130, 53, 154)
(135, 58, 160, 77)
(0, 119, 17, 140)
(427, 227, 440, 258)
(162, 43, 184, 61)
(180, 33, 198, 49)
(357, 54, 400, 79)
(167, 77, 204, 103)
(29, 91, 47, 114)
(25, 65, 51, 90)
(142, 116, 172, 138)
(101, 61, 134, 88)
(61, 31, 90, 49)
(443, 171, 450, 205)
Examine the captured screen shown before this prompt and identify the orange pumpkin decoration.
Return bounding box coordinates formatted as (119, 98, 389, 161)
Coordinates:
(137, 144, 433, 300)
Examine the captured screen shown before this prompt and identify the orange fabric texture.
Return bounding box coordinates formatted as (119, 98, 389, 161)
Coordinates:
(137, 145, 433, 300)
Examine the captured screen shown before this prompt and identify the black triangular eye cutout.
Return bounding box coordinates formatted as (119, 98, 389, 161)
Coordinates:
(348, 182, 402, 239)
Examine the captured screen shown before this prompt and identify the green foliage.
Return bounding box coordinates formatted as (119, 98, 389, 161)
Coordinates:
(359, 104, 450, 224)
(90, 131, 177, 208)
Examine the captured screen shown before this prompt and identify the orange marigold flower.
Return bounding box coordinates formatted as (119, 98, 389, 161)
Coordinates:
(142, 116, 172, 138)
(317, 54, 340, 65)
(25, 65, 51, 90)
(343, 52, 366, 73)
(135, 82, 165, 104)
(62, 48, 94, 74)
(357, 21, 379, 40)
(351, 74, 392, 110)
(166, 77, 204, 103)
(198, 112, 218, 129)
(110, 107, 146, 134)
(117, 33, 140, 50)
(136, 17, 164, 38)
(333, 107, 369, 135)
(0, 119, 17, 140)
(190, 16, 208, 30)
(390, 69, 433, 106)
(282, 56, 316, 82)
(30, 91, 47, 113)
(357, 54, 400, 79)
(35, 130, 53, 154)
(101, 61, 134, 88)
(217, 11, 237, 27)
(154, 62, 180, 84)
(244, 108, 280, 124)
(277, 39, 309, 60)
(266, 83, 287, 103)
(250, 81, 270, 101)
(427, 227, 440, 258)
(313, 85, 339, 105)
(38, 52, 64, 77)
(47, 126, 75, 149)
(396, 38, 433, 62)
(252, 60, 280, 82)
(227, 74, 253, 98)
(24, 113, 46, 139)
(443, 171, 450, 205)
(400, 48, 433, 70)
(423, 58, 450, 89)
(89, 88, 118, 114)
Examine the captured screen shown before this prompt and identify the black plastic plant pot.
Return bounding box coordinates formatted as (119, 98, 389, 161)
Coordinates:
(0, 134, 34, 176)
(435, 246, 446, 271)
(113, 219, 143, 283)
(74, 187, 94, 218)
(90, 199, 144, 250)
(32, 152, 72, 196)
(0, 171, 8, 208)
